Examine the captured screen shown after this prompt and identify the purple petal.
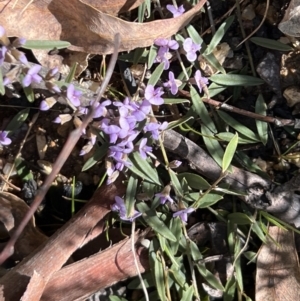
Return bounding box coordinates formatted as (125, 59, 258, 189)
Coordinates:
(22, 75, 31, 87)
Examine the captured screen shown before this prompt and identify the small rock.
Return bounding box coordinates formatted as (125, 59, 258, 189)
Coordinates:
(242, 4, 256, 21)
(283, 86, 300, 107)
(256, 52, 281, 96)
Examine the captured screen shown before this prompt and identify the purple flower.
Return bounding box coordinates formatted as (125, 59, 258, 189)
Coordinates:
(194, 70, 209, 93)
(0, 131, 11, 146)
(138, 138, 152, 159)
(22, 65, 42, 87)
(11, 37, 26, 48)
(131, 99, 151, 122)
(154, 38, 179, 70)
(173, 208, 194, 223)
(144, 85, 164, 105)
(67, 84, 81, 107)
(183, 38, 201, 62)
(166, 4, 185, 17)
(39, 97, 57, 111)
(0, 46, 7, 66)
(93, 99, 111, 118)
(163, 71, 178, 95)
(144, 121, 168, 140)
(111, 196, 142, 222)
(155, 185, 174, 204)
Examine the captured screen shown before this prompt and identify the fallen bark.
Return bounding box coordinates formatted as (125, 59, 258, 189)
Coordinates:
(0, 176, 126, 301)
(40, 236, 149, 301)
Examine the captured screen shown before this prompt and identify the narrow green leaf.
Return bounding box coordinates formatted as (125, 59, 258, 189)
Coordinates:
(168, 218, 182, 254)
(169, 169, 184, 196)
(0, 68, 5, 95)
(82, 143, 109, 171)
(167, 115, 194, 130)
(197, 264, 225, 291)
(216, 132, 257, 144)
(148, 44, 158, 69)
(205, 16, 235, 55)
(189, 85, 224, 166)
(153, 253, 167, 301)
(208, 82, 227, 98)
(228, 212, 255, 225)
(186, 24, 204, 45)
(5, 108, 30, 132)
(129, 152, 161, 185)
(250, 37, 293, 51)
(137, 203, 177, 241)
(148, 62, 164, 86)
(23, 40, 71, 50)
(255, 94, 268, 145)
(164, 98, 190, 104)
(222, 132, 238, 172)
(186, 192, 223, 207)
(202, 52, 226, 74)
(23, 85, 34, 103)
(177, 172, 211, 190)
(217, 111, 260, 141)
(210, 74, 264, 86)
(133, 48, 146, 65)
(234, 240, 243, 291)
(126, 174, 138, 217)
(65, 63, 77, 83)
(109, 296, 128, 301)
(224, 275, 236, 301)
(15, 157, 33, 181)
(180, 285, 194, 301)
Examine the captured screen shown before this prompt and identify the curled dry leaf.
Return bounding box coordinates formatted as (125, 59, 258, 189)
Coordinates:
(0, 0, 207, 55)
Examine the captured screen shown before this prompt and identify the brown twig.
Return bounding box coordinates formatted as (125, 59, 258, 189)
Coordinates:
(0, 33, 121, 265)
(178, 89, 295, 127)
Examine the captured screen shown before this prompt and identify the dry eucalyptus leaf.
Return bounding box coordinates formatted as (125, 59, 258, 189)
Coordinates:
(278, 0, 300, 37)
(0, 0, 207, 55)
(256, 226, 300, 301)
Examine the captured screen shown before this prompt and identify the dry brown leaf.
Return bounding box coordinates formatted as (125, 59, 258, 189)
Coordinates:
(36, 132, 47, 160)
(0, 0, 207, 54)
(256, 226, 300, 301)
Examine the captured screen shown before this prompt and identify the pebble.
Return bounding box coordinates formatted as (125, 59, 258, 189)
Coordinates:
(256, 52, 281, 96)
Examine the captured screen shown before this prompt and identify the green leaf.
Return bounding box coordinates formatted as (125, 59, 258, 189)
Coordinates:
(222, 132, 238, 172)
(109, 296, 128, 301)
(252, 221, 267, 243)
(255, 94, 268, 145)
(137, 203, 176, 242)
(23, 85, 35, 103)
(126, 174, 138, 217)
(153, 253, 167, 301)
(0, 68, 5, 95)
(23, 40, 71, 50)
(205, 16, 235, 55)
(250, 37, 293, 51)
(228, 212, 255, 225)
(5, 108, 30, 132)
(216, 132, 257, 144)
(186, 24, 204, 45)
(65, 63, 77, 83)
(197, 263, 225, 291)
(180, 285, 194, 301)
(177, 172, 211, 190)
(15, 157, 33, 181)
(210, 74, 264, 86)
(234, 240, 243, 291)
(129, 152, 161, 185)
(164, 98, 190, 105)
(169, 169, 184, 196)
(168, 218, 182, 254)
(190, 85, 224, 166)
(224, 275, 236, 301)
(81, 143, 109, 171)
(208, 82, 227, 98)
(186, 192, 223, 208)
(217, 111, 260, 142)
(202, 52, 226, 74)
(167, 115, 194, 130)
(148, 62, 164, 86)
(148, 44, 158, 69)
